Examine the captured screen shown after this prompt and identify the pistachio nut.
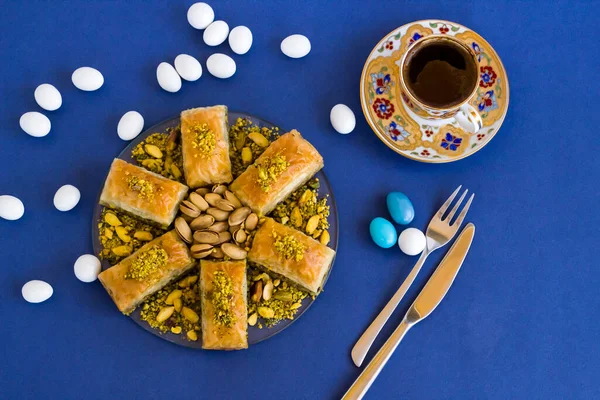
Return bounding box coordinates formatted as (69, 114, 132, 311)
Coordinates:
(175, 217, 193, 243)
(220, 243, 247, 260)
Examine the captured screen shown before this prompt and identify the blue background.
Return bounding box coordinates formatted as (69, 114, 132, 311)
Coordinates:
(1, 1, 598, 399)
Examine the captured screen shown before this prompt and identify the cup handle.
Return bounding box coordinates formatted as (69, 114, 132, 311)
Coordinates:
(454, 104, 483, 133)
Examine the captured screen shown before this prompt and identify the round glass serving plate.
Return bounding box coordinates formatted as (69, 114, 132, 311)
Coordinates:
(92, 111, 339, 349)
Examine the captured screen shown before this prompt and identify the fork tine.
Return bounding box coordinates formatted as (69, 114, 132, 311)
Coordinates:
(452, 193, 475, 227)
(436, 185, 462, 218)
(445, 189, 468, 222)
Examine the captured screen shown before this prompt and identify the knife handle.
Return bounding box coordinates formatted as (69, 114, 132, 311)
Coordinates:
(342, 319, 412, 400)
(351, 249, 429, 367)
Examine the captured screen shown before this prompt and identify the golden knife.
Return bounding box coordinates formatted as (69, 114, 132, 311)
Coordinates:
(342, 223, 475, 400)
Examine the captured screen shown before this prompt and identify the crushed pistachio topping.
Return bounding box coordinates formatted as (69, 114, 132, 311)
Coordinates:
(229, 118, 279, 178)
(131, 128, 184, 182)
(273, 232, 306, 261)
(209, 271, 236, 327)
(271, 179, 331, 242)
(247, 265, 310, 328)
(140, 272, 202, 337)
(190, 123, 216, 157)
(256, 154, 289, 192)
(127, 176, 155, 200)
(97, 209, 165, 265)
(125, 246, 168, 280)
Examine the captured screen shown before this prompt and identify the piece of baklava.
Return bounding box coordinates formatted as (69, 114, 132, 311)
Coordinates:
(200, 260, 248, 350)
(229, 130, 323, 216)
(99, 158, 188, 227)
(180, 105, 233, 188)
(247, 218, 335, 294)
(98, 230, 196, 314)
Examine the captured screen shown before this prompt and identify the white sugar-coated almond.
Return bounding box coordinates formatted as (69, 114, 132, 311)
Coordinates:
(117, 111, 144, 141)
(203, 20, 229, 46)
(206, 53, 236, 79)
(156, 62, 182, 93)
(22, 280, 53, 303)
(19, 112, 51, 137)
(187, 2, 214, 30)
(330, 104, 356, 134)
(0, 195, 25, 221)
(281, 34, 311, 58)
(72, 67, 104, 91)
(53, 184, 81, 212)
(398, 228, 426, 256)
(228, 26, 253, 55)
(74, 254, 102, 283)
(34, 84, 62, 111)
(174, 54, 202, 81)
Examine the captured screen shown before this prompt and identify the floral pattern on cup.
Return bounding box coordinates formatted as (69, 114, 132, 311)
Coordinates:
(386, 121, 410, 142)
(372, 98, 394, 119)
(371, 72, 393, 95)
(479, 66, 497, 88)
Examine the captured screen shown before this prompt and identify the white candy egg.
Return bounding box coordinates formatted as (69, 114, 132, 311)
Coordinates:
(22, 280, 53, 303)
(19, 112, 51, 137)
(203, 20, 229, 46)
(156, 62, 182, 93)
(174, 54, 202, 81)
(0, 195, 25, 221)
(117, 111, 144, 141)
(53, 184, 81, 212)
(74, 254, 102, 283)
(228, 26, 253, 55)
(330, 104, 356, 134)
(398, 228, 426, 256)
(281, 34, 311, 58)
(72, 67, 104, 91)
(206, 53, 236, 79)
(34, 84, 62, 111)
(187, 2, 214, 30)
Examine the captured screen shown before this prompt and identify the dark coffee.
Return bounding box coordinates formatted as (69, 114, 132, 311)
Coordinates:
(404, 40, 477, 108)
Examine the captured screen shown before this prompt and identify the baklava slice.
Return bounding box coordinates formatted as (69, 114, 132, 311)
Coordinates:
(247, 218, 335, 294)
(181, 105, 233, 188)
(98, 230, 195, 314)
(99, 158, 188, 227)
(229, 130, 323, 216)
(200, 259, 248, 350)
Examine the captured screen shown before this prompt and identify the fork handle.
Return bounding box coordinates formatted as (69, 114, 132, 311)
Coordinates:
(343, 319, 413, 400)
(351, 249, 429, 367)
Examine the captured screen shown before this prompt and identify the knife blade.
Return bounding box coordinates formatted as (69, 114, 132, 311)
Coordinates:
(342, 223, 475, 400)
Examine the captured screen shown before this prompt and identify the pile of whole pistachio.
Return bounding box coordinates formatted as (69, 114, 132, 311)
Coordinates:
(175, 184, 259, 260)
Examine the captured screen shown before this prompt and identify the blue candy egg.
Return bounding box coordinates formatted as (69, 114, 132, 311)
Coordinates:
(369, 217, 397, 248)
(386, 192, 415, 225)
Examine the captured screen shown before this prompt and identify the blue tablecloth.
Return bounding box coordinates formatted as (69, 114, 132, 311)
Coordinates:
(1, 1, 598, 399)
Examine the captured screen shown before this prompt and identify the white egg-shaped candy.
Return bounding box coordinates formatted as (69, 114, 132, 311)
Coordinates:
(117, 111, 144, 141)
(72, 67, 104, 91)
(74, 254, 102, 283)
(19, 112, 51, 137)
(206, 53, 236, 79)
(228, 26, 253, 55)
(22, 280, 53, 303)
(203, 20, 229, 46)
(53, 184, 81, 212)
(156, 62, 182, 93)
(187, 2, 214, 30)
(398, 228, 426, 256)
(330, 104, 356, 134)
(281, 34, 311, 58)
(0, 195, 25, 221)
(34, 84, 62, 111)
(174, 54, 202, 81)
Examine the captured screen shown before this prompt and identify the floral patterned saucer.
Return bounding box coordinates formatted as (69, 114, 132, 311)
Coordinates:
(360, 20, 509, 163)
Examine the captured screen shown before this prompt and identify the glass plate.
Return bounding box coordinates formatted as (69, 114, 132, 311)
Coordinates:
(92, 111, 338, 348)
